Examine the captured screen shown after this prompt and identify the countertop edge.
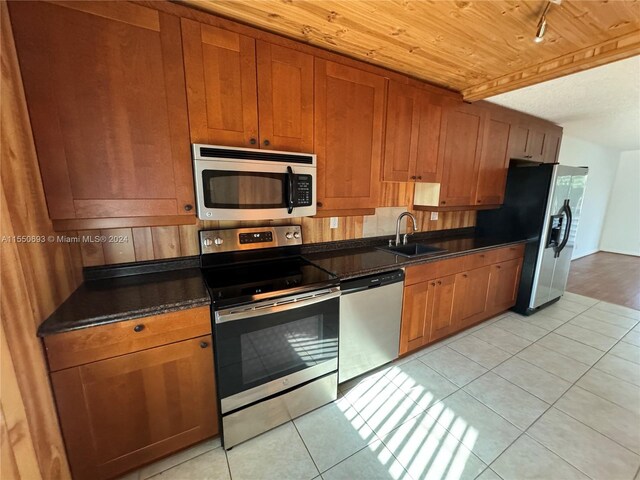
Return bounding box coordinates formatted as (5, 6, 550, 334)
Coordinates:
(327, 238, 530, 280)
(37, 297, 211, 337)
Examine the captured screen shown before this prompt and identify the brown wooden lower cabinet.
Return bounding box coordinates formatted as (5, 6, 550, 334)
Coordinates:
(487, 258, 523, 313)
(46, 311, 218, 480)
(400, 246, 524, 355)
(454, 265, 492, 329)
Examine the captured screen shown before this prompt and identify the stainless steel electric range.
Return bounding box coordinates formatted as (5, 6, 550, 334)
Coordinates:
(199, 225, 340, 449)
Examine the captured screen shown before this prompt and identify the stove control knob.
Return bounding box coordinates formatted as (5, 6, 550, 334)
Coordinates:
(203, 238, 213, 247)
(214, 237, 224, 246)
(293, 232, 301, 239)
(285, 232, 293, 239)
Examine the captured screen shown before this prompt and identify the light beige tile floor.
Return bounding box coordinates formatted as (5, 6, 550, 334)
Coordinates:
(120, 294, 640, 480)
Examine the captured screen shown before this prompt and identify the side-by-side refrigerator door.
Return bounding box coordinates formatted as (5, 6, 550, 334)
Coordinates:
(532, 166, 587, 309)
(549, 172, 587, 300)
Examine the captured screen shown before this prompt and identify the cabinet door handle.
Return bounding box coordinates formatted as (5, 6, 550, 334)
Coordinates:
(480, 254, 485, 258)
(417, 176, 422, 180)
(133, 324, 145, 333)
(496, 265, 502, 269)
(249, 138, 257, 145)
(410, 176, 417, 180)
(200, 341, 209, 349)
(263, 139, 270, 147)
(437, 281, 442, 285)
(462, 274, 468, 278)
(477, 199, 482, 203)
(183, 204, 193, 212)
(317, 202, 323, 208)
(441, 200, 446, 205)
(431, 282, 436, 286)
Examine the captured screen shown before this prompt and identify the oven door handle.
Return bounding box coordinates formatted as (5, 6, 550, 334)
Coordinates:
(215, 288, 341, 324)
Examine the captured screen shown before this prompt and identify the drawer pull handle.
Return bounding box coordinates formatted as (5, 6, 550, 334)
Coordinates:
(463, 274, 468, 278)
(133, 324, 145, 333)
(437, 281, 442, 285)
(431, 282, 436, 286)
(480, 254, 485, 258)
(496, 265, 502, 269)
(200, 341, 209, 349)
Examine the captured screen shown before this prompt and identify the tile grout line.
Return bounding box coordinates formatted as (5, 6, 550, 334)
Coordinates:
(289, 420, 323, 478)
(504, 322, 640, 479)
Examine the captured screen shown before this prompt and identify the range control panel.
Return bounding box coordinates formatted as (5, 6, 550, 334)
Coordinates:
(200, 225, 302, 254)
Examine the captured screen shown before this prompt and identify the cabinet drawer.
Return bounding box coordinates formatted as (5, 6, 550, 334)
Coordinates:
(44, 306, 211, 371)
(405, 256, 465, 286)
(463, 250, 498, 270)
(494, 244, 525, 262)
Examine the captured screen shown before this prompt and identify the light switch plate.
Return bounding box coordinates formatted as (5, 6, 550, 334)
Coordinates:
(430, 212, 439, 221)
(330, 217, 339, 229)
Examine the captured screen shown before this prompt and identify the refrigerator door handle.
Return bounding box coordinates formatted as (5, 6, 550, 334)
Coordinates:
(554, 199, 572, 258)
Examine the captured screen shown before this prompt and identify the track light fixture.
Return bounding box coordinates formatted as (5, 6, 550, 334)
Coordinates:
(535, 0, 562, 43)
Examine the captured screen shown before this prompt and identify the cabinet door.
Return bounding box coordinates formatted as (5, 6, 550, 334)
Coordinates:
(438, 103, 485, 207)
(257, 42, 314, 152)
(475, 115, 511, 206)
(454, 266, 492, 329)
(487, 258, 523, 313)
(383, 81, 419, 182)
(315, 60, 385, 210)
(428, 276, 458, 342)
(182, 19, 258, 146)
(382, 83, 443, 183)
(413, 91, 445, 183)
(527, 128, 546, 162)
(508, 124, 530, 160)
(10, 1, 194, 221)
(400, 281, 431, 355)
(542, 130, 562, 164)
(51, 336, 218, 480)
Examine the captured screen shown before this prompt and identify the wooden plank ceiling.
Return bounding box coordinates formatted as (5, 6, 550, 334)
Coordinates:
(183, 0, 640, 100)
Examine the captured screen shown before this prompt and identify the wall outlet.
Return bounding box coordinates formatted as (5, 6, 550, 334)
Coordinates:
(430, 212, 439, 221)
(330, 217, 339, 229)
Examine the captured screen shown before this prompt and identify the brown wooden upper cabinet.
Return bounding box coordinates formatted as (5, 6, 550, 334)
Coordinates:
(382, 81, 444, 183)
(509, 122, 562, 164)
(438, 102, 486, 207)
(474, 110, 512, 206)
(314, 60, 386, 212)
(181, 19, 314, 152)
(9, 1, 195, 228)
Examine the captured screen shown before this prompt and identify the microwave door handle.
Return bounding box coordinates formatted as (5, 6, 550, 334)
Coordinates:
(286, 166, 294, 214)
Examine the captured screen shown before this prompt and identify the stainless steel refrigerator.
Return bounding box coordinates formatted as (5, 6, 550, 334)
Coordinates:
(477, 162, 588, 315)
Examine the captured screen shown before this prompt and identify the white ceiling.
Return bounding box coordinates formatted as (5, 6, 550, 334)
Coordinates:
(487, 55, 640, 152)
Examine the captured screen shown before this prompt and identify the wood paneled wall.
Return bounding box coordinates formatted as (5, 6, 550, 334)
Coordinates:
(78, 181, 476, 267)
(1, 3, 83, 478)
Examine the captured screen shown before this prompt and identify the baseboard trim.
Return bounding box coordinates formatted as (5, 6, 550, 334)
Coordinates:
(572, 249, 600, 260)
(599, 249, 640, 258)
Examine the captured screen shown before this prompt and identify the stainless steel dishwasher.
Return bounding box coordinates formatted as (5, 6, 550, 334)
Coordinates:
(338, 270, 404, 383)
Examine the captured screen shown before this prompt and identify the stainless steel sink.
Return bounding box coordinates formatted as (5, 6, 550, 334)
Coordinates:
(377, 243, 447, 257)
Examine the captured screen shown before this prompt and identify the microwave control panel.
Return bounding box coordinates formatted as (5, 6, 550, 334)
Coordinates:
(294, 175, 313, 207)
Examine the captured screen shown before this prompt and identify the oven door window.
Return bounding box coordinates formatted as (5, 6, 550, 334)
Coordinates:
(215, 297, 339, 400)
(202, 170, 286, 209)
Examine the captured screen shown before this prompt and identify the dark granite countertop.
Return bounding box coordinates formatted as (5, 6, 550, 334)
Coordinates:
(37, 259, 210, 337)
(38, 228, 527, 337)
(303, 231, 529, 280)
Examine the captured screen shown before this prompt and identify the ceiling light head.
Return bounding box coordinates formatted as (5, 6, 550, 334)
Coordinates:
(535, 17, 547, 43)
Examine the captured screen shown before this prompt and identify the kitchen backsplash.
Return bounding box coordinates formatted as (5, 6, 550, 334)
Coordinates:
(75, 210, 476, 267)
(73, 183, 475, 267)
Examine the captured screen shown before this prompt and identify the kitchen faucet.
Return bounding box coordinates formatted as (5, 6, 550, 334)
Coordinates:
(394, 212, 418, 246)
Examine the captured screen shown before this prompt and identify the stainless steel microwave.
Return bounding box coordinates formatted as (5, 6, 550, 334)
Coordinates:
(192, 144, 317, 221)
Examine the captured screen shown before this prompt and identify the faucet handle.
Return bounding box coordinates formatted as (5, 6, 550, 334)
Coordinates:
(403, 234, 409, 245)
